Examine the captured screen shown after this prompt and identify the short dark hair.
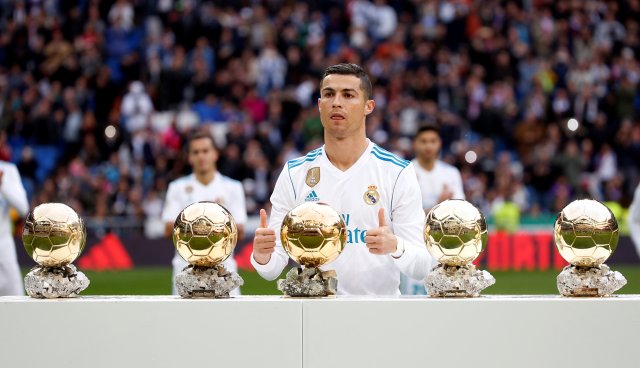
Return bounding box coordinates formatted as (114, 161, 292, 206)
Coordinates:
(187, 130, 217, 151)
(320, 63, 372, 100)
(414, 124, 441, 139)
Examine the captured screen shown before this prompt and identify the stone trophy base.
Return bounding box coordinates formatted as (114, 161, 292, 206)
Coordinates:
(557, 264, 627, 297)
(277, 267, 337, 297)
(24, 264, 90, 299)
(424, 264, 495, 297)
(175, 264, 244, 298)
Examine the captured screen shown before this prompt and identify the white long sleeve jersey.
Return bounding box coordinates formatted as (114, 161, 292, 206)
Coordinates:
(252, 141, 434, 295)
(628, 184, 640, 257)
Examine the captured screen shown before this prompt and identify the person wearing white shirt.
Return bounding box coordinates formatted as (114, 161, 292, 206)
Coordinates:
(0, 161, 29, 295)
(252, 63, 433, 295)
(401, 124, 465, 295)
(412, 124, 465, 211)
(628, 183, 640, 257)
(161, 132, 247, 295)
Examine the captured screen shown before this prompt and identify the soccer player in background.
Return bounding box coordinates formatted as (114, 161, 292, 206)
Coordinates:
(401, 124, 465, 295)
(252, 63, 433, 295)
(0, 160, 29, 295)
(628, 183, 640, 257)
(412, 124, 465, 212)
(161, 131, 247, 295)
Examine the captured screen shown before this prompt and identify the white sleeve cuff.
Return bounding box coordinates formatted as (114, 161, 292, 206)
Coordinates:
(250, 251, 282, 280)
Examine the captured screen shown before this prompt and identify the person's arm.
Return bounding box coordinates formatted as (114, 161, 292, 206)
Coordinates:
(251, 166, 294, 280)
(388, 164, 434, 280)
(628, 185, 640, 257)
(161, 183, 181, 237)
(364, 164, 434, 280)
(0, 164, 29, 217)
(452, 168, 465, 200)
(223, 181, 248, 240)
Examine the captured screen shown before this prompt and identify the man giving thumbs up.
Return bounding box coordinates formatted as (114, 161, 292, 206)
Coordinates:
(251, 64, 433, 295)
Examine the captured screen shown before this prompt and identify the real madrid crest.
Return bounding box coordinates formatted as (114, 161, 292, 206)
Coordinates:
(185, 185, 193, 194)
(305, 167, 321, 187)
(363, 185, 380, 205)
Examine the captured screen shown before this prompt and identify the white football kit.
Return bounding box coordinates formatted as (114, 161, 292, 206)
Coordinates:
(251, 140, 434, 295)
(0, 161, 29, 295)
(628, 184, 640, 257)
(413, 159, 465, 211)
(401, 158, 465, 295)
(162, 173, 247, 295)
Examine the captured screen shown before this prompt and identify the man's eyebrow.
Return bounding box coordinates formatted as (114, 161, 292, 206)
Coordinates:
(321, 87, 359, 94)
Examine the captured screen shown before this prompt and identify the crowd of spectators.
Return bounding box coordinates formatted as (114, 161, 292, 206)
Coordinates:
(1, 0, 639, 236)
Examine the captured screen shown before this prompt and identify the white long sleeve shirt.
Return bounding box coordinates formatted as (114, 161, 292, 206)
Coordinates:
(0, 161, 29, 295)
(628, 184, 640, 257)
(251, 141, 433, 295)
(412, 159, 465, 211)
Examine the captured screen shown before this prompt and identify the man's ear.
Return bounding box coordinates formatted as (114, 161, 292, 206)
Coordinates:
(365, 99, 375, 115)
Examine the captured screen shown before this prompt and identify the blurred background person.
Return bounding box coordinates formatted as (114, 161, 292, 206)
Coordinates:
(0, 160, 29, 295)
(412, 124, 465, 212)
(161, 131, 247, 295)
(401, 124, 465, 295)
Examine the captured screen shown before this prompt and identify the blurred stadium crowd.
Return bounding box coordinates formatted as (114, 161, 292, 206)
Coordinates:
(1, 0, 639, 236)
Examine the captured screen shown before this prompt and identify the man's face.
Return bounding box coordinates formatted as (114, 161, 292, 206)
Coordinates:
(188, 137, 218, 174)
(413, 130, 441, 161)
(318, 74, 375, 139)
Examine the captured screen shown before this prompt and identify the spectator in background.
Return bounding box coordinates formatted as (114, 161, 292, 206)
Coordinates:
(411, 124, 465, 212)
(0, 160, 29, 295)
(121, 81, 153, 133)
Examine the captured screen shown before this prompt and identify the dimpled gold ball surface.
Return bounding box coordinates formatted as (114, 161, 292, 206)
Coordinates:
(424, 199, 488, 267)
(173, 201, 238, 267)
(554, 199, 618, 267)
(281, 202, 347, 267)
(22, 203, 86, 267)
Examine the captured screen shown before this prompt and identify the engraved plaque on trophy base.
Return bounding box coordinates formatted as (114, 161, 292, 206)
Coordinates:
(424, 264, 495, 297)
(24, 264, 90, 299)
(277, 267, 337, 297)
(557, 264, 626, 297)
(175, 264, 244, 298)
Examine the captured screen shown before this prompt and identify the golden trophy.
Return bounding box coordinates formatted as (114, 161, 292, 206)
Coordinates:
(22, 203, 89, 298)
(554, 199, 626, 296)
(424, 199, 495, 297)
(172, 201, 243, 298)
(278, 202, 347, 297)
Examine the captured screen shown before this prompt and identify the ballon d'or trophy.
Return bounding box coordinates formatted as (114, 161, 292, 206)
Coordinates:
(173, 201, 243, 298)
(22, 203, 90, 298)
(555, 199, 626, 296)
(278, 202, 347, 297)
(424, 199, 495, 297)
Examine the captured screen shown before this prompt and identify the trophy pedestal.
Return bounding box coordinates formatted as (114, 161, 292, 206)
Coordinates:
(424, 264, 495, 297)
(278, 267, 337, 297)
(175, 264, 243, 298)
(24, 264, 89, 299)
(557, 264, 626, 297)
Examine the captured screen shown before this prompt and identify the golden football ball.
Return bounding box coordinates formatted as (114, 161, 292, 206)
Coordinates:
(424, 199, 488, 267)
(22, 203, 86, 267)
(173, 201, 238, 267)
(280, 202, 347, 267)
(554, 199, 618, 267)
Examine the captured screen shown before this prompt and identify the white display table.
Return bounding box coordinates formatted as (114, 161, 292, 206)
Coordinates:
(0, 296, 302, 368)
(1, 296, 639, 368)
